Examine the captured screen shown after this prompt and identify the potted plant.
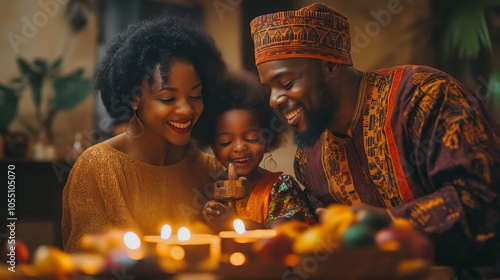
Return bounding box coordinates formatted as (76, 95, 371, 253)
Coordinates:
(433, 0, 500, 120)
(0, 56, 92, 159)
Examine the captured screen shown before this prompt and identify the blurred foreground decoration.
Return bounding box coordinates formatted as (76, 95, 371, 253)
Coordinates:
(433, 0, 500, 121)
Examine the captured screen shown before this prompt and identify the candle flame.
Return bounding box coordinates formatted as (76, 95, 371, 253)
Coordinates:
(233, 219, 246, 234)
(161, 224, 172, 239)
(178, 227, 191, 241)
(123, 231, 141, 249)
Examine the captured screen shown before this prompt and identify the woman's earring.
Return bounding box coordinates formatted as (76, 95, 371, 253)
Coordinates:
(126, 106, 144, 138)
(263, 152, 277, 170)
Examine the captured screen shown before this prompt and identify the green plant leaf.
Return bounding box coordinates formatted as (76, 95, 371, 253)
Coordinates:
(0, 85, 20, 131)
(487, 69, 500, 122)
(49, 56, 63, 77)
(34, 59, 48, 77)
(488, 69, 500, 99)
(31, 59, 48, 113)
(52, 68, 92, 110)
(9, 56, 92, 133)
(441, 0, 500, 59)
(16, 56, 35, 77)
(16, 56, 44, 110)
(29, 76, 43, 111)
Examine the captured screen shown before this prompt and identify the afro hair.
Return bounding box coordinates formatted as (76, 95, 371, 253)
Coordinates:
(196, 70, 289, 151)
(93, 16, 227, 141)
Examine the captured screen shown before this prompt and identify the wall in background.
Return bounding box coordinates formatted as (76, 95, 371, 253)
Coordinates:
(202, 0, 242, 71)
(0, 0, 97, 146)
(294, 0, 433, 71)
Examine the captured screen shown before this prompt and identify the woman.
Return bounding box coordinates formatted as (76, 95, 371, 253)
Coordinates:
(62, 16, 226, 252)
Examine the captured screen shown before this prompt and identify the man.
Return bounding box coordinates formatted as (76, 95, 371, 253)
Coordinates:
(251, 3, 500, 278)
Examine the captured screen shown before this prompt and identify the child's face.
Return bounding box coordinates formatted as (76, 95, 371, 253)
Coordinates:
(212, 109, 266, 177)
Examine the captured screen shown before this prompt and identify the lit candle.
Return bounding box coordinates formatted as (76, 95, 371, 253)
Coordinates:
(161, 224, 172, 239)
(143, 225, 220, 272)
(218, 219, 277, 264)
(234, 219, 245, 234)
(123, 231, 144, 260)
(219, 219, 277, 239)
(124, 232, 141, 249)
(178, 227, 191, 241)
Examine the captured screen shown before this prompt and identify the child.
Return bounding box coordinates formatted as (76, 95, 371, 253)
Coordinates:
(198, 71, 316, 231)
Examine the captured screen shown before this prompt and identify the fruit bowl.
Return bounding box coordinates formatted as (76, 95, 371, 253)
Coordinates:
(294, 248, 430, 279)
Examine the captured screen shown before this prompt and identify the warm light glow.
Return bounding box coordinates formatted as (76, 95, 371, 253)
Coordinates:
(229, 252, 246, 266)
(71, 254, 105, 275)
(78, 259, 101, 275)
(219, 229, 277, 239)
(161, 224, 172, 239)
(284, 254, 300, 267)
(170, 245, 186, 260)
(178, 227, 191, 241)
(123, 231, 141, 249)
(233, 219, 246, 234)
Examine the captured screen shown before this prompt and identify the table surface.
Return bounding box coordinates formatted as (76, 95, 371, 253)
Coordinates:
(174, 266, 455, 280)
(1, 265, 455, 280)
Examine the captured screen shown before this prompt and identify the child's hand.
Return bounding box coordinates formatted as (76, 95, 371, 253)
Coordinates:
(202, 200, 235, 231)
(203, 200, 232, 218)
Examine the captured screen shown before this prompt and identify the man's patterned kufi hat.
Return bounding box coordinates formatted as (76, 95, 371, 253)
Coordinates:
(250, 3, 352, 66)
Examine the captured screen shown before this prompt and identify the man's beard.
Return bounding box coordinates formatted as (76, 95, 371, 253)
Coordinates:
(293, 82, 333, 149)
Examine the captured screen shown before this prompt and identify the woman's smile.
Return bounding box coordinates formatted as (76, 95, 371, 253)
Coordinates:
(167, 119, 193, 134)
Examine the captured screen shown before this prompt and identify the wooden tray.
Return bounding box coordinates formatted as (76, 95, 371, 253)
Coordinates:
(218, 248, 430, 280)
(296, 248, 430, 279)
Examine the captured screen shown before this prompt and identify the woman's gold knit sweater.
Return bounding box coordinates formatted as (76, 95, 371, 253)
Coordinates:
(62, 143, 222, 252)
